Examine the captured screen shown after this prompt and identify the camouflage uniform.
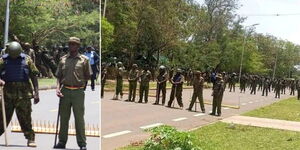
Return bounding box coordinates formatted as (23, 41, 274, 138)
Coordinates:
(275, 80, 281, 98)
(154, 67, 168, 105)
(290, 80, 296, 96)
(281, 80, 286, 94)
(24, 48, 36, 64)
(138, 70, 151, 103)
(211, 75, 225, 116)
(240, 75, 246, 93)
(188, 72, 205, 112)
(114, 65, 124, 99)
(297, 80, 300, 100)
(0, 55, 39, 141)
(262, 78, 270, 96)
(250, 77, 257, 95)
(229, 74, 236, 92)
(167, 71, 185, 108)
(127, 66, 139, 102)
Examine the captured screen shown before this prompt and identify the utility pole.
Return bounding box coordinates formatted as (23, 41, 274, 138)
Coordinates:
(238, 23, 259, 83)
(272, 49, 278, 79)
(103, 0, 107, 17)
(3, 0, 10, 48)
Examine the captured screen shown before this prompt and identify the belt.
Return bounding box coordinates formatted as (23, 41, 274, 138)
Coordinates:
(64, 85, 85, 90)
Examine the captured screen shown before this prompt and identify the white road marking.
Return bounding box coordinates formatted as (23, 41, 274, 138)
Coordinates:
(242, 103, 247, 105)
(172, 117, 188, 122)
(223, 107, 230, 110)
(50, 109, 58, 112)
(140, 123, 163, 129)
(194, 113, 206, 117)
(103, 130, 132, 138)
(249, 101, 253, 104)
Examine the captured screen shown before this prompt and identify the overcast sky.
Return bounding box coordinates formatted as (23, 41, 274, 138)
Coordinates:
(195, 0, 300, 45)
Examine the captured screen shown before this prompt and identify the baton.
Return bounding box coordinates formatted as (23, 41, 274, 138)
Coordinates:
(54, 86, 63, 148)
(54, 99, 61, 147)
(1, 86, 8, 146)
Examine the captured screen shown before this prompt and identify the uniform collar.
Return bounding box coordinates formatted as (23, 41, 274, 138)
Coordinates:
(66, 52, 81, 58)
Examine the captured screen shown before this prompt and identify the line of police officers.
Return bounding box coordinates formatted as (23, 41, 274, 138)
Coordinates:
(102, 62, 300, 117)
(101, 63, 226, 116)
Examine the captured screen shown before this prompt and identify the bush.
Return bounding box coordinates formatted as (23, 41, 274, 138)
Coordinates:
(143, 125, 202, 150)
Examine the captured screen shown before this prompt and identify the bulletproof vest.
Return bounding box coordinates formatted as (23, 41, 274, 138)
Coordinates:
(157, 72, 167, 82)
(172, 74, 182, 83)
(1, 53, 29, 82)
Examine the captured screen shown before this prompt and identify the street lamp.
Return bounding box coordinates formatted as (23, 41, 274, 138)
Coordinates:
(238, 23, 259, 83)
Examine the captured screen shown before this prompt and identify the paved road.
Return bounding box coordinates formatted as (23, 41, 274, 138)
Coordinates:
(0, 85, 100, 150)
(102, 87, 293, 150)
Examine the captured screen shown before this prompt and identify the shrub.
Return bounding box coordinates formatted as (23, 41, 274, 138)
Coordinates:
(143, 125, 202, 150)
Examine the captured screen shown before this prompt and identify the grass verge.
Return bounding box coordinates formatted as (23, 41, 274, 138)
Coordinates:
(38, 78, 56, 87)
(243, 97, 300, 121)
(120, 122, 300, 150)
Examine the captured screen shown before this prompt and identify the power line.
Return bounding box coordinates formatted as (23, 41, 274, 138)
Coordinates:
(240, 13, 300, 17)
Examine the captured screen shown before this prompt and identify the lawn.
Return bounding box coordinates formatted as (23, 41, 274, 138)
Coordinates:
(120, 122, 300, 150)
(243, 97, 300, 122)
(38, 78, 56, 87)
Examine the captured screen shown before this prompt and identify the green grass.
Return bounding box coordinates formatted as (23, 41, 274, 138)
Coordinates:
(38, 78, 56, 87)
(120, 122, 300, 150)
(243, 97, 300, 122)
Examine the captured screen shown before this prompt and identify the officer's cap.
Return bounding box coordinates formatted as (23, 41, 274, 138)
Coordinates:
(68, 37, 81, 45)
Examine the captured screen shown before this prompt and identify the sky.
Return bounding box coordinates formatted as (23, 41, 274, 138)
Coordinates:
(195, 0, 300, 45)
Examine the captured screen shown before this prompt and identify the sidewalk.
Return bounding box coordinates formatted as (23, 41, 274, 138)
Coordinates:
(222, 115, 300, 132)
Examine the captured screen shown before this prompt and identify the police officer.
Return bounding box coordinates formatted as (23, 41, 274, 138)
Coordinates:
(229, 73, 236, 92)
(54, 37, 92, 150)
(23, 42, 36, 63)
(0, 41, 40, 147)
(154, 65, 168, 105)
(126, 64, 139, 102)
(210, 74, 225, 116)
(101, 63, 107, 98)
(240, 74, 246, 93)
(250, 76, 257, 95)
(187, 71, 205, 112)
(84, 46, 100, 91)
(297, 80, 300, 100)
(281, 80, 286, 94)
(262, 78, 270, 96)
(275, 80, 281, 98)
(113, 62, 124, 100)
(138, 65, 151, 103)
(290, 80, 296, 96)
(167, 69, 184, 109)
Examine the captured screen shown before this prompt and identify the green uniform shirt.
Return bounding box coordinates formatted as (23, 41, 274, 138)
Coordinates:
(0, 55, 39, 99)
(140, 70, 151, 83)
(213, 80, 224, 96)
(128, 69, 139, 82)
(56, 53, 92, 87)
(193, 77, 204, 92)
(24, 48, 36, 63)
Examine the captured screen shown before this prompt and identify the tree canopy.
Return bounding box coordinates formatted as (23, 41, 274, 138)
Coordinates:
(102, 0, 300, 78)
(0, 0, 99, 48)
